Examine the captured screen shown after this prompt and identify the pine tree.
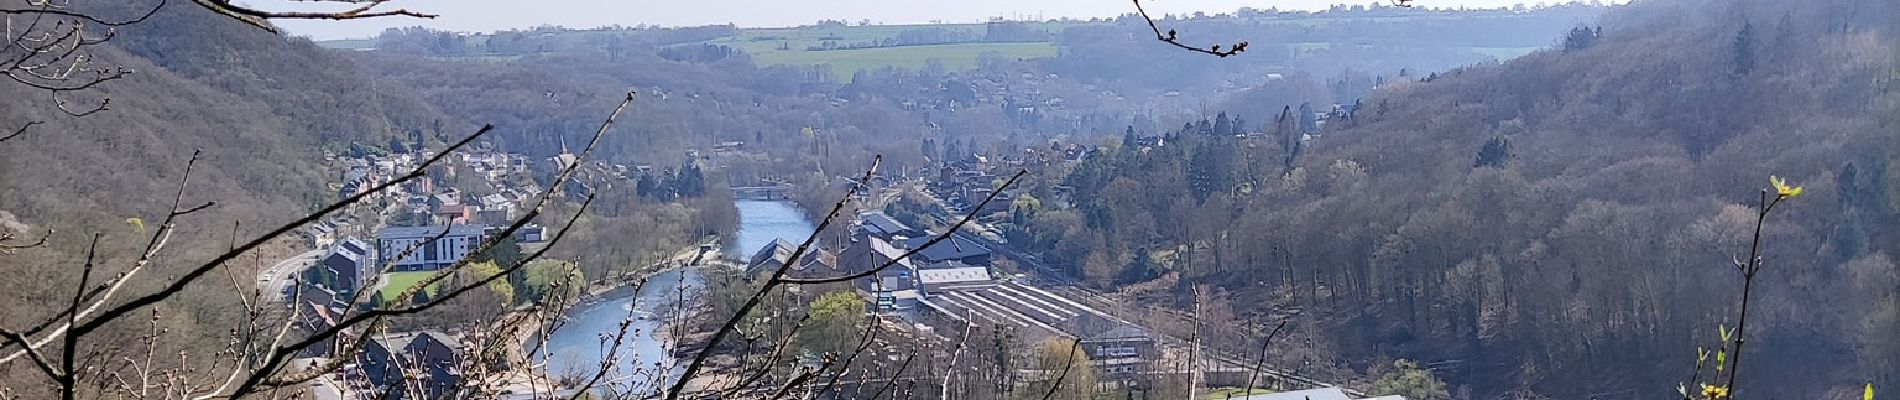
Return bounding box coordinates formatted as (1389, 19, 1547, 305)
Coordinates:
(1773, 12, 1798, 61)
(1212, 112, 1233, 137)
(1188, 142, 1221, 202)
(1475, 136, 1512, 167)
(1297, 102, 1319, 133)
(1278, 106, 1303, 172)
(636, 174, 658, 199)
(1734, 20, 1758, 75)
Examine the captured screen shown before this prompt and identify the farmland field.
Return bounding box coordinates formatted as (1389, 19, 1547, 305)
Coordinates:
(1467, 46, 1544, 60)
(748, 42, 1061, 80)
(681, 22, 1091, 79)
(317, 15, 1555, 78)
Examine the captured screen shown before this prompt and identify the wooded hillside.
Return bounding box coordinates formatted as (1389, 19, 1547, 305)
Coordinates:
(994, 0, 1898, 398)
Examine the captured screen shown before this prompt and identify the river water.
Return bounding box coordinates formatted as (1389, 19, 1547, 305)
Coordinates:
(540, 200, 815, 392)
(726, 200, 819, 261)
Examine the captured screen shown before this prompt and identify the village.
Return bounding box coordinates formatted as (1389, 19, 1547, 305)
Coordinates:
(726, 111, 1391, 400)
(255, 97, 1376, 399)
(262, 135, 672, 399)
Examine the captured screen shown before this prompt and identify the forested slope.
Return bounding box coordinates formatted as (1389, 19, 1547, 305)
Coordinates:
(1000, 0, 1898, 398)
(0, 3, 461, 387)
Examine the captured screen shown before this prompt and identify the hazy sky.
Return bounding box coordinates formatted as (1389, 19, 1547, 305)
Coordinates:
(266, 0, 1562, 40)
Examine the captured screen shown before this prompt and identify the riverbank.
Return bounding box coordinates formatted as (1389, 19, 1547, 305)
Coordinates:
(519, 199, 817, 396)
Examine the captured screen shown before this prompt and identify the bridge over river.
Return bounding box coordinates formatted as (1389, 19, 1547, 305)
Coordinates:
(731, 185, 793, 200)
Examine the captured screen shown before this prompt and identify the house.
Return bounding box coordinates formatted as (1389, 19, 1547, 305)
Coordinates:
(746, 238, 798, 277)
(800, 249, 837, 273)
(434, 204, 476, 224)
(376, 225, 486, 271)
(357, 331, 465, 400)
(293, 290, 343, 357)
(306, 222, 337, 248)
(902, 235, 992, 266)
(841, 233, 921, 311)
(745, 239, 841, 277)
(400, 177, 434, 197)
(475, 206, 514, 227)
(839, 234, 913, 276)
(307, 238, 371, 297)
(514, 224, 547, 243)
(429, 192, 461, 208)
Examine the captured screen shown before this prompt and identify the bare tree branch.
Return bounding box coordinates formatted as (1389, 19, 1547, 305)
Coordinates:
(184, 0, 436, 33)
(0, 120, 43, 143)
(0, 0, 167, 27)
(939, 313, 975, 400)
(774, 169, 1026, 285)
(1040, 338, 1083, 400)
(661, 155, 886, 400)
(1130, 0, 1247, 57)
(1244, 318, 1292, 395)
(868, 349, 918, 400)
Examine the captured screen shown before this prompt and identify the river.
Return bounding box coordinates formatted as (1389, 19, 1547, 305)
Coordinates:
(540, 200, 816, 393)
(726, 200, 820, 261)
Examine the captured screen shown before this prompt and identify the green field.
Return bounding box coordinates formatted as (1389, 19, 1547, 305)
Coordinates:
(749, 42, 1060, 80)
(682, 22, 1089, 80)
(1290, 42, 1335, 52)
(316, 37, 377, 50)
(378, 271, 442, 303)
(316, 14, 1552, 77)
(1468, 46, 1544, 60)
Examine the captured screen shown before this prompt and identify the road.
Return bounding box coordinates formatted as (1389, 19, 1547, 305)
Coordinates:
(258, 249, 323, 304)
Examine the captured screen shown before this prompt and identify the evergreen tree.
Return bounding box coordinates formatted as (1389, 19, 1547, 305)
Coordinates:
(636, 174, 658, 199)
(945, 139, 964, 161)
(1188, 137, 1237, 203)
(387, 137, 411, 154)
(1734, 20, 1758, 75)
(1773, 12, 1798, 61)
(1212, 111, 1233, 137)
(1298, 102, 1319, 133)
(1476, 136, 1512, 167)
(1563, 25, 1600, 52)
(477, 236, 523, 269)
(678, 164, 707, 197)
(1279, 106, 1303, 171)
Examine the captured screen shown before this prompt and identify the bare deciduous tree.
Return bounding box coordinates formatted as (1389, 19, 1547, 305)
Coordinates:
(0, 0, 430, 144)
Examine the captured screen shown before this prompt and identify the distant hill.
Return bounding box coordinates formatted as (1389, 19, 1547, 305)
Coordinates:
(320, 4, 1605, 80)
(998, 0, 1899, 397)
(0, 3, 458, 384)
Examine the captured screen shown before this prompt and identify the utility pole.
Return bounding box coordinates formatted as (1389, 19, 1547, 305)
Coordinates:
(1187, 286, 1202, 400)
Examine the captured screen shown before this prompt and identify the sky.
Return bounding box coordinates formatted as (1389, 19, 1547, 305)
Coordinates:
(264, 0, 1568, 40)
